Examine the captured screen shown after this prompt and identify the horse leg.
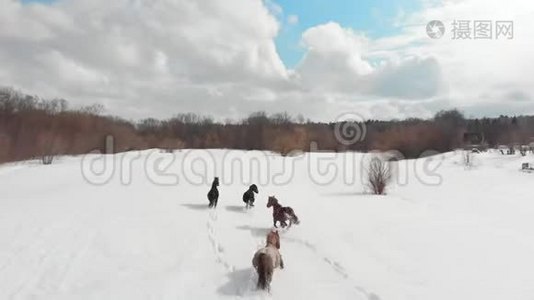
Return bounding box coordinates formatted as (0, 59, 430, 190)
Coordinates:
(257, 253, 273, 291)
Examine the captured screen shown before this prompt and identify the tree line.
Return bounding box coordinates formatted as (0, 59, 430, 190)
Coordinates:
(1, 87, 533, 164)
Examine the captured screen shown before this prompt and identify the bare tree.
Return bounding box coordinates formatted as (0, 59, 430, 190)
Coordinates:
(270, 112, 292, 125)
(80, 103, 104, 115)
(366, 157, 391, 195)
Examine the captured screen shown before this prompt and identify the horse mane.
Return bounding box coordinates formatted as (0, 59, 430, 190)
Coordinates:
(267, 196, 280, 208)
(266, 230, 280, 249)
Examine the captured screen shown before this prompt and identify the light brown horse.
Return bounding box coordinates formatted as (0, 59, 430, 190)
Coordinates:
(252, 230, 284, 291)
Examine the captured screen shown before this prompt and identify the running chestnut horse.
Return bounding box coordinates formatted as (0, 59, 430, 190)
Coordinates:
(266, 196, 300, 228)
(252, 230, 284, 291)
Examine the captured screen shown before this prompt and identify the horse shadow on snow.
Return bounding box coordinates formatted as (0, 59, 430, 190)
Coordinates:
(181, 203, 209, 211)
(225, 205, 247, 213)
(217, 268, 258, 297)
(235, 225, 273, 237)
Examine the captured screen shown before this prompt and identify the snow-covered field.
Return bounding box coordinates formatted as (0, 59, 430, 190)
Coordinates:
(1, 149, 534, 300)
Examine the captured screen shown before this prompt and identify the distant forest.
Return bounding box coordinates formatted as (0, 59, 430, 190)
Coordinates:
(1, 87, 534, 163)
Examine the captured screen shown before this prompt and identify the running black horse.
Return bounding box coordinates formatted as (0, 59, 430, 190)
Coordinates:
(207, 177, 219, 208)
(267, 196, 300, 228)
(242, 184, 259, 209)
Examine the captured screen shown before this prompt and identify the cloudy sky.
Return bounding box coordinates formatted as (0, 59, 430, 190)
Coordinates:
(1, 0, 533, 121)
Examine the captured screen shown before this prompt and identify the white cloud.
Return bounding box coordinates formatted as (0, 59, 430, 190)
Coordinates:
(296, 22, 372, 91)
(374, 0, 534, 115)
(295, 22, 443, 99)
(291, 0, 534, 119)
(0, 0, 291, 119)
(287, 14, 299, 25)
(0, 0, 532, 121)
(264, 0, 283, 16)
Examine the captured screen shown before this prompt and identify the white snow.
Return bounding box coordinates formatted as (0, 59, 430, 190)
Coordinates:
(1, 149, 534, 299)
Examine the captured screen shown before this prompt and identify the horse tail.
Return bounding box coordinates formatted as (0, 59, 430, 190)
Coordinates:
(256, 253, 273, 290)
(293, 211, 300, 224)
(286, 207, 300, 224)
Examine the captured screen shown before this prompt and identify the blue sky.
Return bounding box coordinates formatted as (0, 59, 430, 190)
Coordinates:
(273, 0, 421, 67)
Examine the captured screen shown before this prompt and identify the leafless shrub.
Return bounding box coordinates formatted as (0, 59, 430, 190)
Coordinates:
(463, 150, 472, 168)
(366, 157, 391, 195)
(41, 154, 54, 165)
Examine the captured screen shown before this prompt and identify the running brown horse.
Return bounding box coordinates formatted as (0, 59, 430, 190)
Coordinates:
(252, 230, 284, 291)
(266, 196, 300, 228)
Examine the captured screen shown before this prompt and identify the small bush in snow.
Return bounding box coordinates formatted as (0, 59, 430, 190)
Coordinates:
(463, 151, 473, 168)
(41, 154, 54, 165)
(366, 157, 391, 195)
